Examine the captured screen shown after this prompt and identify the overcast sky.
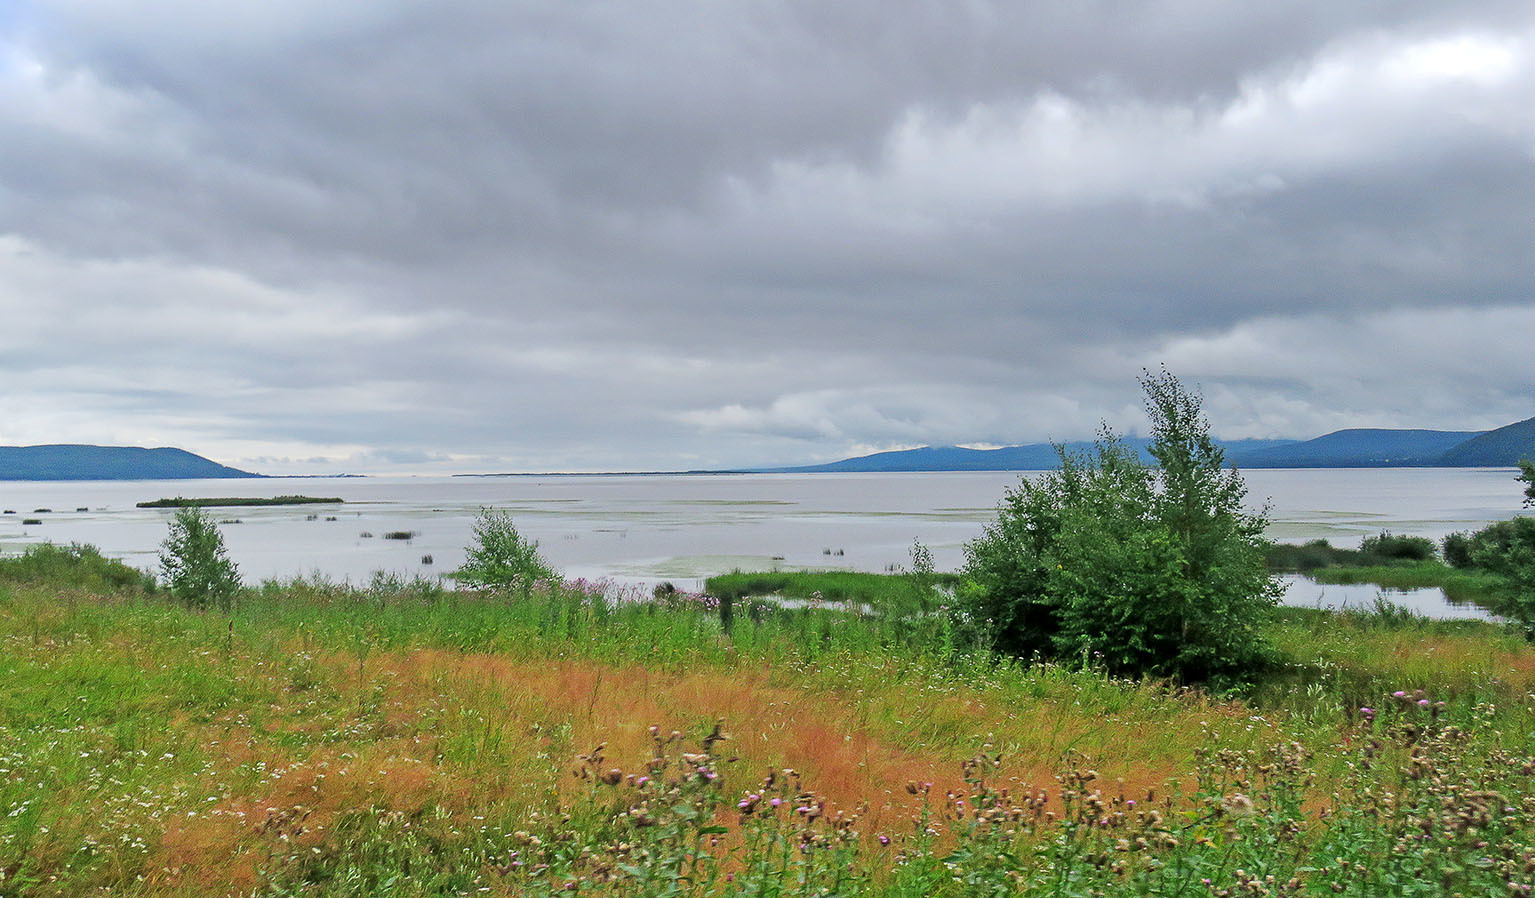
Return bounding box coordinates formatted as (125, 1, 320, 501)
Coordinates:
(2, 2, 1532, 473)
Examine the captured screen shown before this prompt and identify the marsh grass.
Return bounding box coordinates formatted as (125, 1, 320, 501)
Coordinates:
(1308, 561, 1511, 607)
(706, 570, 960, 609)
(0, 560, 1531, 895)
(135, 496, 343, 509)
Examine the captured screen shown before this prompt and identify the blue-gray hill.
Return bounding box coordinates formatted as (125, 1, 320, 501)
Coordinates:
(765, 438, 1296, 473)
(1229, 428, 1485, 468)
(1437, 416, 1535, 466)
(766, 426, 1520, 473)
(0, 445, 260, 480)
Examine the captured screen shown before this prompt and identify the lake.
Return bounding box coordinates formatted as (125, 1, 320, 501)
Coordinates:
(0, 468, 1525, 618)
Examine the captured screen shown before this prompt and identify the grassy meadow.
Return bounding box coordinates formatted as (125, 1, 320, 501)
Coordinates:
(1, 549, 1533, 896)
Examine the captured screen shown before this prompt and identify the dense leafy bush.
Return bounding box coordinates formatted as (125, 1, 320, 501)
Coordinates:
(1357, 530, 1437, 562)
(961, 370, 1280, 683)
(1436, 464, 1535, 631)
(1266, 539, 1360, 572)
(158, 507, 242, 610)
(1442, 531, 1476, 569)
(453, 508, 557, 589)
(1467, 517, 1535, 620)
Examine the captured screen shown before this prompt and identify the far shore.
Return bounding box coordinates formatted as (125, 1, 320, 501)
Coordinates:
(135, 495, 344, 508)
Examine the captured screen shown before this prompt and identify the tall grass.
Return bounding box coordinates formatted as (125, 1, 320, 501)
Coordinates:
(0, 558, 1532, 895)
(706, 570, 960, 606)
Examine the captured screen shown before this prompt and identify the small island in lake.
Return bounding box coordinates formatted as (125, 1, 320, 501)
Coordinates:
(136, 495, 343, 508)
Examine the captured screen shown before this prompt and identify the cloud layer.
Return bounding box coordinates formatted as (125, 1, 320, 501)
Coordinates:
(2, 2, 1532, 472)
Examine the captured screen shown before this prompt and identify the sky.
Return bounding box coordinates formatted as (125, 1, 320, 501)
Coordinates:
(1, 2, 1532, 474)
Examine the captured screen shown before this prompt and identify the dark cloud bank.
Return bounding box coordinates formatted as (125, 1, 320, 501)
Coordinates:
(1, 1, 1532, 472)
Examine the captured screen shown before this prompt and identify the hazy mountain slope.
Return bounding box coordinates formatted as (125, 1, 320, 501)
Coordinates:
(1437, 417, 1535, 466)
(767, 425, 1521, 473)
(770, 438, 1296, 473)
(1227, 428, 1485, 468)
(0, 445, 260, 480)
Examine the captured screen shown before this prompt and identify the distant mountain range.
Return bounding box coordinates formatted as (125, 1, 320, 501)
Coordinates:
(760, 416, 1535, 473)
(0, 445, 259, 480)
(5, 419, 1534, 480)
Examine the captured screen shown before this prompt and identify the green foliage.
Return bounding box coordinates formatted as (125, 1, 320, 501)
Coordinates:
(1266, 538, 1360, 573)
(1357, 530, 1436, 562)
(1466, 516, 1535, 627)
(1417, 466, 1535, 632)
(962, 369, 1280, 682)
(1269, 532, 1442, 574)
(453, 508, 557, 589)
(902, 537, 939, 616)
(1442, 531, 1475, 568)
(158, 507, 242, 610)
(704, 568, 958, 608)
(0, 542, 157, 594)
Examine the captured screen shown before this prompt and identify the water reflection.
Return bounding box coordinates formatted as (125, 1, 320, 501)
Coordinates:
(1278, 573, 1498, 621)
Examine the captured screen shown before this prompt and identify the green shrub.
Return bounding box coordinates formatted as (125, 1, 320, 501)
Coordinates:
(1442, 531, 1475, 568)
(1466, 518, 1535, 574)
(1467, 517, 1535, 619)
(1269, 533, 1440, 573)
(0, 542, 157, 593)
(1358, 530, 1437, 563)
(1266, 538, 1358, 572)
(158, 507, 242, 610)
(961, 369, 1280, 683)
(453, 508, 557, 589)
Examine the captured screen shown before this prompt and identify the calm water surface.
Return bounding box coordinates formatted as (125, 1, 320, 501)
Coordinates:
(0, 469, 1524, 618)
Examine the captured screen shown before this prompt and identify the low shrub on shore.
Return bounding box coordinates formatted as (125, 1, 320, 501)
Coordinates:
(1267, 532, 1443, 574)
(0, 541, 156, 593)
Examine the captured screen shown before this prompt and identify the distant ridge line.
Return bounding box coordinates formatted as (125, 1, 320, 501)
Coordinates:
(749, 420, 1535, 473)
(0, 445, 260, 481)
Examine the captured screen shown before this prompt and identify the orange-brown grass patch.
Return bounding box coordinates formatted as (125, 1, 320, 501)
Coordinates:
(119, 641, 1274, 893)
(387, 650, 1188, 837)
(151, 741, 476, 894)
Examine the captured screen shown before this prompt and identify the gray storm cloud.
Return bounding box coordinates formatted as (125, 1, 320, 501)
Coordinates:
(1, 1, 1532, 472)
